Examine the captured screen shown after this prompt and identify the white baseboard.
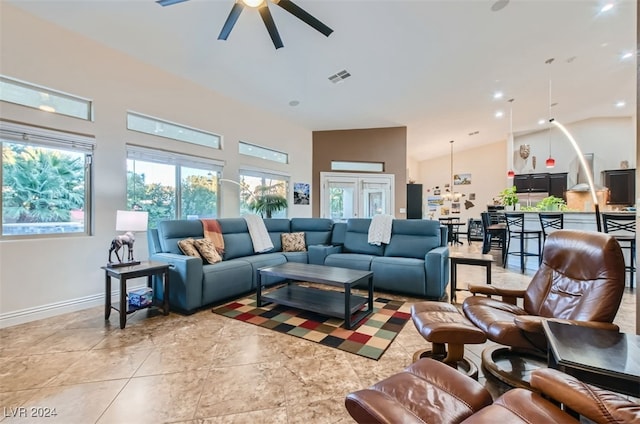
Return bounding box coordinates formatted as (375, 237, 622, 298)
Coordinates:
(0, 285, 147, 328)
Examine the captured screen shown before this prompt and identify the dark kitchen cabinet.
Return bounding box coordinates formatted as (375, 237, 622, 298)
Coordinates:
(549, 173, 568, 200)
(513, 173, 550, 193)
(407, 183, 423, 219)
(602, 169, 635, 205)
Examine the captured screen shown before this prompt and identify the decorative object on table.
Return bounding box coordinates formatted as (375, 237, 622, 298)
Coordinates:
(293, 182, 310, 205)
(128, 287, 153, 308)
(212, 295, 410, 360)
(498, 186, 519, 211)
(107, 210, 148, 268)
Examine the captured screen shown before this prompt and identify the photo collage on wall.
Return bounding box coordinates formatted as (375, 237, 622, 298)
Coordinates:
(425, 173, 475, 218)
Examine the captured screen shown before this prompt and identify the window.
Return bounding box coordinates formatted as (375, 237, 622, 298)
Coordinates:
(127, 112, 221, 149)
(1, 121, 94, 237)
(331, 161, 384, 172)
(238, 169, 289, 218)
(239, 141, 288, 164)
(0, 75, 93, 120)
(126, 146, 223, 229)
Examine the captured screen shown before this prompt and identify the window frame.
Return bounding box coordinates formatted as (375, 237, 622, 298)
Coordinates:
(126, 145, 224, 227)
(127, 111, 222, 150)
(1, 120, 95, 239)
(239, 141, 288, 164)
(238, 168, 290, 218)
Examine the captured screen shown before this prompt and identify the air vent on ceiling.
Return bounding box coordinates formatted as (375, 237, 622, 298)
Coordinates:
(328, 70, 351, 84)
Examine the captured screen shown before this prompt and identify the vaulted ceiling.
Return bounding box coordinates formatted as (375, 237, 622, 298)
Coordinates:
(6, 0, 636, 160)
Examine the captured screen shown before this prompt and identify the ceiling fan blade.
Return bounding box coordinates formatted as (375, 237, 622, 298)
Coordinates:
(218, 2, 245, 40)
(156, 0, 190, 6)
(273, 0, 333, 37)
(258, 5, 284, 49)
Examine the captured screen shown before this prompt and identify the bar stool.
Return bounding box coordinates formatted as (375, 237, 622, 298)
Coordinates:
(538, 213, 564, 252)
(602, 213, 635, 289)
(504, 212, 542, 273)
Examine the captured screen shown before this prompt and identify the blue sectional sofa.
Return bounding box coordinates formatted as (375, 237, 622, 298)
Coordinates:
(148, 217, 449, 313)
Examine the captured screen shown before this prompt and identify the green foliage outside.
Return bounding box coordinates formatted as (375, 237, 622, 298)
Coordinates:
(247, 182, 288, 218)
(127, 171, 218, 228)
(2, 144, 85, 224)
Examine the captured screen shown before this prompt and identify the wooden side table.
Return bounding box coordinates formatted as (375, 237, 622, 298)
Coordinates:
(101, 261, 170, 329)
(449, 252, 494, 303)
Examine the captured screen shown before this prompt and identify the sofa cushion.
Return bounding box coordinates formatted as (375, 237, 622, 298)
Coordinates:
(371, 256, 428, 296)
(325, 253, 375, 271)
(202, 260, 253, 305)
(343, 219, 385, 256)
(282, 232, 307, 252)
(384, 220, 441, 259)
(157, 220, 205, 254)
(264, 218, 291, 252)
(194, 239, 223, 264)
(218, 218, 255, 260)
(239, 253, 288, 287)
(178, 238, 202, 258)
(291, 218, 333, 246)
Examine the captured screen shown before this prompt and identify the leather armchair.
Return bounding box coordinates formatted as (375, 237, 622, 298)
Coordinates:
(345, 358, 640, 424)
(462, 229, 626, 353)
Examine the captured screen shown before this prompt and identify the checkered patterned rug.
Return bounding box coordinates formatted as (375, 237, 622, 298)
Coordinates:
(212, 293, 410, 360)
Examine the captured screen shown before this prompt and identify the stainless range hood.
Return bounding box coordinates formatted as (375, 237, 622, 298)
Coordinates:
(568, 153, 606, 192)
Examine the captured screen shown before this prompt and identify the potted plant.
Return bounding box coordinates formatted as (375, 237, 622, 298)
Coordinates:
(499, 186, 519, 211)
(536, 195, 567, 211)
(247, 183, 288, 218)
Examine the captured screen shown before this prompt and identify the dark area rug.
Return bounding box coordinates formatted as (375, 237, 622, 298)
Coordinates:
(212, 294, 410, 360)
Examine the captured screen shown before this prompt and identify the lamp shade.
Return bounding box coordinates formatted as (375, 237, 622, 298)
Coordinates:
(507, 170, 515, 178)
(115, 210, 148, 232)
(546, 157, 556, 168)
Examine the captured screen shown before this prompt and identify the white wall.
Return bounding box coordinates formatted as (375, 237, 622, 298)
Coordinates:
(418, 140, 509, 224)
(417, 116, 635, 224)
(0, 4, 312, 326)
(514, 117, 635, 188)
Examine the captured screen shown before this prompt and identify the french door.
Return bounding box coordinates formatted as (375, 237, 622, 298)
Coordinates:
(320, 172, 394, 220)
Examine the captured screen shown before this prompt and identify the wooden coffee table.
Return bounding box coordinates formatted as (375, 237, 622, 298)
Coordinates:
(256, 262, 373, 329)
(543, 320, 640, 396)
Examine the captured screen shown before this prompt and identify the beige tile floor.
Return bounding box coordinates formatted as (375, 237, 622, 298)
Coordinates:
(0, 243, 636, 423)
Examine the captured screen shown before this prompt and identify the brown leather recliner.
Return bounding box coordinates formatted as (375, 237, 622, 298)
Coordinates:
(345, 358, 640, 424)
(463, 229, 626, 354)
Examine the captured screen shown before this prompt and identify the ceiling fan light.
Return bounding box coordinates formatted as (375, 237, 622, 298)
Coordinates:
(243, 0, 264, 8)
(545, 157, 556, 168)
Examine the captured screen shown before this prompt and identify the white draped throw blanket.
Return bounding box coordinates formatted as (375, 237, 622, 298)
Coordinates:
(244, 214, 274, 253)
(368, 214, 394, 246)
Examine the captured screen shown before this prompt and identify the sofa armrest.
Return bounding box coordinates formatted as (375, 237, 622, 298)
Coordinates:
(308, 244, 342, 265)
(531, 368, 640, 423)
(150, 252, 203, 313)
(468, 285, 526, 304)
(424, 246, 449, 299)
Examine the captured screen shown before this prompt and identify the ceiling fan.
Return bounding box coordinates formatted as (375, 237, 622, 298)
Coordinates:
(156, 0, 333, 49)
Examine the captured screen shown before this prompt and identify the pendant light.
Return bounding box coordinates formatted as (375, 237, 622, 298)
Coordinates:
(506, 98, 515, 178)
(545, 58, 556, 168)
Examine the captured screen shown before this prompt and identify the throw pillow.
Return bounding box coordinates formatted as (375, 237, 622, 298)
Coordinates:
(194, 238, 223, 264)
(281, 232, 306, 252)
(177, 238, 202, 258)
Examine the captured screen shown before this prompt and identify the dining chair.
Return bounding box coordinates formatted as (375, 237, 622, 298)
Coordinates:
(504, 212, 542, 273)
(602, 213, 635, 289)
(538, 212, 564, 247)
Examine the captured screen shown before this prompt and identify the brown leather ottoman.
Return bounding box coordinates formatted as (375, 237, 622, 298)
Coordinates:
(411, 301, 487, 379)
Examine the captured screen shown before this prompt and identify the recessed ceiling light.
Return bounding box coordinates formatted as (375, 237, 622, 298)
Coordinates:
(621, 52, 633, 60)
(289, 100, 300, 107)
(600, 3, 614, 13)
(538, 119, 546, 125)
(493, 91, 503, 100)
(615, 101, 626, 108)
(495, 111, 504, 118)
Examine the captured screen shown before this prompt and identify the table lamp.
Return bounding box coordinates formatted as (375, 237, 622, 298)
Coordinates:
(107, 210, 149, 267)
